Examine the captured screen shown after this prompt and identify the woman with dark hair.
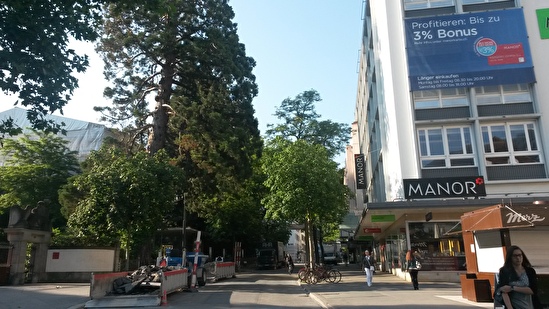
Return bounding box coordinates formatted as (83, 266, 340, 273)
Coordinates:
(495, 245, 541, 309)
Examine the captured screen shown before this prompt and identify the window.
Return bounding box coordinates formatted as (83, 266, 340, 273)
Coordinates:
(461, 0, 508, 4)
(475, 84, 531, 105)
(481, 122, 541, 165)
(418, 126, 475, 168)
(404, 0, 455, 10)
(408, 221, 466, 271)
(414, 88, 468, 109)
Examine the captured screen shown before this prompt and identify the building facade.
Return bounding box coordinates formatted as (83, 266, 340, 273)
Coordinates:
(348, 0, 549, 282)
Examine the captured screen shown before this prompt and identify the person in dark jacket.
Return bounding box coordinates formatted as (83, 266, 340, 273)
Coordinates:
(406, 249, 421, 290)
(286, 254, 295, 275)
(494, 245, 541, 309)
(362, 250, 375, 287)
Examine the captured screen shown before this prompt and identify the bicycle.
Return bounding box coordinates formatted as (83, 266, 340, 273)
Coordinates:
(315, 264, 342, 284)
(299, 264, 341, 284)
(297, 264, 311, 282)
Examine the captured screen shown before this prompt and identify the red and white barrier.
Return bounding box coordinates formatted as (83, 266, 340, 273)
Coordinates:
(160, 268, 188, 305)
(212, 262, 236, 281)
(86, 268, 188, 307)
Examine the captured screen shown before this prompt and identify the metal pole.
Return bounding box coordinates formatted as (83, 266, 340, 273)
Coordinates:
(182, 194, 187, 268)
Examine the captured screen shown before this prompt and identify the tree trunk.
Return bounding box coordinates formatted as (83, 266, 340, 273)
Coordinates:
(148, 21, 177, 155)
(305, 217, 315, 268)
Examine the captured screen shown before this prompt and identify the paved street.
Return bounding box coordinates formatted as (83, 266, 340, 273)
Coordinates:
(298, 266, 494, 309)
(0, 282, 89, 309)
(0, 265, 497, 309)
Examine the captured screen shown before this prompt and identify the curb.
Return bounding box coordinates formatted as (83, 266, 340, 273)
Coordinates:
(297, 279, 332, 309)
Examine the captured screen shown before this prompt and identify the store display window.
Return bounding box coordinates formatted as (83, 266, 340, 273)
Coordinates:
(408, 221, 466, 271)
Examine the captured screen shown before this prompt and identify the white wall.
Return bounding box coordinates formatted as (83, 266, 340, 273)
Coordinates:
(46, 249, 115, 272)
(369, 0, 419, 202)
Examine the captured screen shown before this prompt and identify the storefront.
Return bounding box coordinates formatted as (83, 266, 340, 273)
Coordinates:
(355, 175, 549, 282)
(356, 198, 499, 282)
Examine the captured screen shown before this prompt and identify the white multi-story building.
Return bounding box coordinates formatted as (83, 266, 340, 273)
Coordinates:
(347, 0, 549, 283)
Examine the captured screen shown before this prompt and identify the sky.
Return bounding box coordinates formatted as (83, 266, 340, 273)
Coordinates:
(2, 1, 364, 164)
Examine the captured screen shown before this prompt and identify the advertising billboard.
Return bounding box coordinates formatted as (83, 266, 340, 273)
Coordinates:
(405, 8, 535, 91)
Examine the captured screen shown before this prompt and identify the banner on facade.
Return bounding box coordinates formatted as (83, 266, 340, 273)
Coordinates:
(405, 8, 535, 90)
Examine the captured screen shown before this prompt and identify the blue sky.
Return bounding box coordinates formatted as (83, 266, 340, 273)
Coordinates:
(230, 0, 364, 135)
(3, 1, 364, 163)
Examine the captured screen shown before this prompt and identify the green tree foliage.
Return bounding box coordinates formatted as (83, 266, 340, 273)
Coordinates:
(265, 89, 350, 158)
(0, 131, 80, 228)
(261, 139, 349, 227)
(60, 147, 183, 256)
(203, 159, 290, 250)
(96, 0, 262, 218)
(0, 0, 103, 134)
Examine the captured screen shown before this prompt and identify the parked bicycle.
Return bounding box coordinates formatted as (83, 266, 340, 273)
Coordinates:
(297, 264, 341, 284)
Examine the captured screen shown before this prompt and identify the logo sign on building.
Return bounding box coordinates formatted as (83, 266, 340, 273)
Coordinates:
(404, 176, 486, 199)
(405, 8, 535, 90)
(501, 206, 548, 227)
(536, 8, 549, 39)
(354, 154, 366, 189)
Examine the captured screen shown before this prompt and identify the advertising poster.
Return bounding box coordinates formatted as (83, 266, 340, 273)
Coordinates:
(405, 8, 535, 90)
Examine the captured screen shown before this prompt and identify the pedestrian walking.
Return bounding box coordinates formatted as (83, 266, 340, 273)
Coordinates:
(286, 254, 295, 275)
(406, 249, 422, 290)
(362, 250, 375, 287)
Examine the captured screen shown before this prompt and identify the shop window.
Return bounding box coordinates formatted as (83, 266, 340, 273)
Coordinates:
(408, 221, 466, 271)
(418, 126, 475, 168)
(481, 122, 542, 165)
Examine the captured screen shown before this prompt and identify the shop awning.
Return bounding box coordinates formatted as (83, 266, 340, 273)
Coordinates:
(461, 203, 549, 233)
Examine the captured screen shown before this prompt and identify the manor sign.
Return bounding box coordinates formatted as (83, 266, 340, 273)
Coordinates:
(404, 176, 486, 199)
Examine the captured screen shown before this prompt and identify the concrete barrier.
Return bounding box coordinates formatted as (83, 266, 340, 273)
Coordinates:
(211, 262, 236, 281)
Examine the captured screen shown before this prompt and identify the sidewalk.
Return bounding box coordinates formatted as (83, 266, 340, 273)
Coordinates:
(298, 266, 495, 309)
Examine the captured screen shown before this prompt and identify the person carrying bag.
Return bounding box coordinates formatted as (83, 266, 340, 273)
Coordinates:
(406, 249, 421, 290)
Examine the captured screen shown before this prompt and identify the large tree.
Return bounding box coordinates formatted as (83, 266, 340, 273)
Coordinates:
(0, 131, 80, 228)
(0, 0, 104, 134)
(261, 138, 349, 265)
(266, 89, 350, 158)
(264, 90, 351, 264)
(96, 0, 262, 217)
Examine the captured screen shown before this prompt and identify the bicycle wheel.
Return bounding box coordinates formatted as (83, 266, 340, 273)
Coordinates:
(327, 269, 342, 283)
(297, 268, 308, 281)
(306, 271, 319, 285)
